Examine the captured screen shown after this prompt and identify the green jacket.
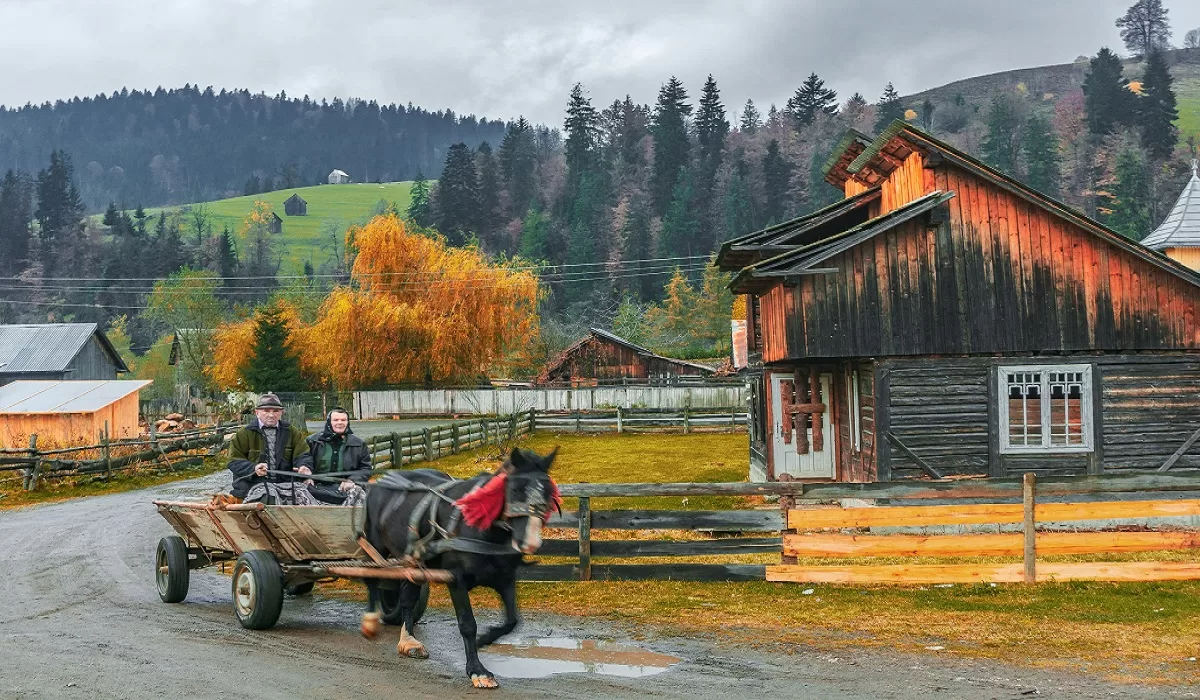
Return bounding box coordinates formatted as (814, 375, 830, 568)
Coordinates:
(227, 419, 312, 498)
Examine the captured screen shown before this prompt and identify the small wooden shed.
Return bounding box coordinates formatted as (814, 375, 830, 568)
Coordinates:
(268, 212, 283, 234)
(0, 380, 152, 447)
(538, 328, 715, 386)
(284, 193, 308, 216)
(328, 169, 350, 185)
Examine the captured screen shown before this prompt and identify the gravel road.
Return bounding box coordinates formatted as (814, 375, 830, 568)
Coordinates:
(1, 473, 1194, 700)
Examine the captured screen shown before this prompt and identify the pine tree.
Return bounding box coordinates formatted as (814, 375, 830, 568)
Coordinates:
(242, 304, 306, 392)
(1022, 111, 1062, 198)
(243, 174, 262, 196)
(217, 224, 238, 281)
(1138, 49, 1179, 159)
(407, 172, 433, 227)
(476, 142, 502, 248)
(694, 75, 729, 252)
(739, 99, 762, 133)
(133, 204, 147, 236)
(564, 83, 601, 201)
(650, 77, 693, 216)
(786, 73, 838, 130)
(517, 206, 552, 261)
(981, 94, 1022, 175)
(874, 82, 905, 134)
(843, 92, 869, 124)
(565, 173, 606, 303)
(1083, 48, 1136, 135)
(435, 142, 480, 243)
(808, 148, 841, 211)
(499, 116, 537, 214)
(658, 168, 699, 259)
(1108, 148, 1152, 239)
(0, 169, 33, 277)
(1116, 0, 1172, 57)
(722, 159, 756, 242)
(620, 194, 656, 300)
(920, 99, 936, 132)
(102, 202, 120, 227)
(761, 139, 792, 226)
(34, 150, 84, 265)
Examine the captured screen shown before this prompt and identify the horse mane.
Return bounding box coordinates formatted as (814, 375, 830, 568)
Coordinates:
(454, 472, 562, 530)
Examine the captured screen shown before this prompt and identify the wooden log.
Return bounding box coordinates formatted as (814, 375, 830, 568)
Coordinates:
(787, 498, 1200, 530)
(781, 531, 1200, 558)
(590, 509, 782, 532)
(1023, 472, 1036, 583)
(766, 561, 1200, 584)
(542, 536, 783, 557)
(519, 564, 767, 582)
(320, 566, 454, 583)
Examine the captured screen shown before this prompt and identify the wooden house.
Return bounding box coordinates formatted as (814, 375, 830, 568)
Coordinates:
(1142, 159, 1200, 270)
(284, 193, 308, 216)
(716, 122, 1200, 484)
(0, 379, 152, 447)
(328, 169, 350, 185)
(0, 324, 128, 386)
(268, 212, 283, 233)
(538, 328, 716, 386)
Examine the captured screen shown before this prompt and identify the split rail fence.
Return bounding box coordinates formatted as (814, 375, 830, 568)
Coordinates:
(517, 471, 1200, 584)
(361, 411, 536, 470)
(532, 407, 746, 434)
(0, 424, 238, 491)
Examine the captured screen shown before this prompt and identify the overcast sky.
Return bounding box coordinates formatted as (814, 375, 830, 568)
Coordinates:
(1, 0, 1198, 127)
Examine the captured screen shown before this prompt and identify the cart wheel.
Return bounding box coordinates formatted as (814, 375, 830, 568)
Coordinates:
(156, 536, 190, 603)
(380, 583, 430, 626)
(286, 582, 314, 596)
(232, 550, 284, 630)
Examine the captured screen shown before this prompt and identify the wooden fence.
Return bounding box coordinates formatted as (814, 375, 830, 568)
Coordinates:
(533, 407, 746, 434)
(0, 424, 238, 491)
(362, 411, 535, 470)
(517, 472, 1200, 584)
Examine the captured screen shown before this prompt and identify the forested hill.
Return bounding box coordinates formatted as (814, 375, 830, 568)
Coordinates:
(0, 85, 507, 211)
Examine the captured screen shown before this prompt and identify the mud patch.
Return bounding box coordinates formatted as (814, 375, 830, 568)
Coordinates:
(480, 637, 680, 678)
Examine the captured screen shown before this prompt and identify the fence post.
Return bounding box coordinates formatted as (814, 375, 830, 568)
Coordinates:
(391, 432, 400, 468)
(684, 406, 691, 434)
(578, 496, 592, 582)
(1023, 472, 1037, 584)
(509, 413, 517, 442)
(731, 407, 737, 430)
(616, 406, 623, 434)
(102, 422, 112, 480)
(451, 423, 460, 454)
(528, 409, 536, 433)
(22, 434, 38, 491)
(575, 411, 581, 433)
(423, 428, 433, 462)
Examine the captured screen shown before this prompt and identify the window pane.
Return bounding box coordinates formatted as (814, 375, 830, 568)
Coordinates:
(1006, 372, 1042, 447)
(1048, 371, 1085, 446)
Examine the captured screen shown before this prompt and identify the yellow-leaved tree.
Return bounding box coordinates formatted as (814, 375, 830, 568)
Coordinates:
(299, 214, 540, 387)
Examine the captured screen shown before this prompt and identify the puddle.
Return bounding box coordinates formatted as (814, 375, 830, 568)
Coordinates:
(479, 637, 681, 678)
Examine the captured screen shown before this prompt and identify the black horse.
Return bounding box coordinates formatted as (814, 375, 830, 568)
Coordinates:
(359, 447, 559, 689)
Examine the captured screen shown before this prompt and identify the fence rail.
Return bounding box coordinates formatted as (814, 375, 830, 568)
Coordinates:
(361, 411, 535, 470)
(533, 407, 746, 434)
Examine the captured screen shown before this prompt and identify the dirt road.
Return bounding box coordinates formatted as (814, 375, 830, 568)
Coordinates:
(1, 474, 1194, 699)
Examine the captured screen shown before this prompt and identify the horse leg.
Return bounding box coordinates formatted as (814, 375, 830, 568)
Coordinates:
(475, 581, 519, 649)
(361, 580, 381, 639)
(396, 582, 428, 659)
(448, 581, 498, 689)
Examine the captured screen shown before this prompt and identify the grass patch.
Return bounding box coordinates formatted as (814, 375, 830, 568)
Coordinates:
(0, 457, 224, 510)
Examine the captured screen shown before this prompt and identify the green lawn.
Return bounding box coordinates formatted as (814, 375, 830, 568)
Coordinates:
(137, 181, 415, 274)
(1175, 74, 1200, 143)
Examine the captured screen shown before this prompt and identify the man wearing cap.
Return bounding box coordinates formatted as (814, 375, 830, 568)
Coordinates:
(227, 393, 313, 500)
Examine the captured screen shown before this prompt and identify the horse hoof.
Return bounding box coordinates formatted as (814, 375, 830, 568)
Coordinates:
(470, 674, 499, 689)
(397, 640, 428, 659)
(360, 613, 380, 639)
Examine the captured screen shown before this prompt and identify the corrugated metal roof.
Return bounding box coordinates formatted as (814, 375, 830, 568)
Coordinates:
(1143, 161, 1200, 251)
(0, 380, 151, 414)
(0, 323, 128, 374)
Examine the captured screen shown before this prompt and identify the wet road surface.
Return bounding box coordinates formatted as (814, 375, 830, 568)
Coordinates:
(1, 472, 1194, 699)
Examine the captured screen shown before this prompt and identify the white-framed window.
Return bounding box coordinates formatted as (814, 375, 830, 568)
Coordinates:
(847, 369, 862, 452)
(998, 364, 1093, 454)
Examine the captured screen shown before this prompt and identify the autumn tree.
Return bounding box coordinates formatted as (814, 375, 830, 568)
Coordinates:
(299, 214, 540, 387)
(143, 269, 225, 389)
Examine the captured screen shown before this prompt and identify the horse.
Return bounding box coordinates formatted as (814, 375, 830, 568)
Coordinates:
(358, 447, 560, 689)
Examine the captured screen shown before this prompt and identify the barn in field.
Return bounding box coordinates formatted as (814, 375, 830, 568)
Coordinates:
(1142, 159, 1200, 270)
(538, 328, 716, 386)
(716, 122, 1200, 484)
(328, 169, 350, 185)
(0, 379, 153, 447)
(283, 193, 308, 216)
(267, 212, 283, 234)
(0, 323, 129, 387)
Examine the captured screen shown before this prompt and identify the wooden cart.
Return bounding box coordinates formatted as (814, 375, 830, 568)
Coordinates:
(153, 499, 450, 630)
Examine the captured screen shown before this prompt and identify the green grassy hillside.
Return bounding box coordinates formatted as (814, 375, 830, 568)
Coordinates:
(144, 181, 415, 274)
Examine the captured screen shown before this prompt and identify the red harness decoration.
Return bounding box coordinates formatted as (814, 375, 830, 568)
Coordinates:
(454, 473, 562, 530)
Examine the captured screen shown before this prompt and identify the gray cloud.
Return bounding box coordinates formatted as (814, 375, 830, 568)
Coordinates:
(1, 0, 1197, 126)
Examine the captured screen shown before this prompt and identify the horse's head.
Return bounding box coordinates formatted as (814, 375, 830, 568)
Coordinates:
(501, 447, 559, 555)
(454, 447, 560, 555)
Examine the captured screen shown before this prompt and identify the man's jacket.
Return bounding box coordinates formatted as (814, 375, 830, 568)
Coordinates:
(227, 419, 313, 498)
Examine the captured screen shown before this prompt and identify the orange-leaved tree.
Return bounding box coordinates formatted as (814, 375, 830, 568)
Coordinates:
(302, 214, 540, 387)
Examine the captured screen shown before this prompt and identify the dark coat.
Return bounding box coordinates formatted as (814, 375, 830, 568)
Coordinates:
(227, 419, 312, 498)
(305, 415, 372, 503)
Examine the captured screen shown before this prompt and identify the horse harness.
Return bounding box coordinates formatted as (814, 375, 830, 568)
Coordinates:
(372, 473, 523, 560)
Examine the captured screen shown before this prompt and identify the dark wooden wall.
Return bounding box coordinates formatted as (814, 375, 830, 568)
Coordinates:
(759, 162, 1200, 362)
(876, 355, 1200, 480)
(833, 361, 876, 482)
